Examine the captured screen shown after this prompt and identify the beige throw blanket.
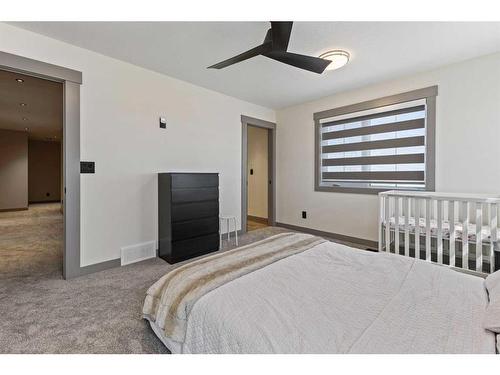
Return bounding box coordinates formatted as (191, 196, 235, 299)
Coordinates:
(143, 232, 326, 343)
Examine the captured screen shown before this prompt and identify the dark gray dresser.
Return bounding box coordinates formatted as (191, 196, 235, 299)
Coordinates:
(158, 173, 219, 263)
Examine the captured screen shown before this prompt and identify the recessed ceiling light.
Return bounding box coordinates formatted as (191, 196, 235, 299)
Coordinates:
(22, 117, 28, 121)
(319, 50, 350, 71)
(24, 127, 29, 131)
(20, 103, 27, 107)
(15, 78, 25, 83)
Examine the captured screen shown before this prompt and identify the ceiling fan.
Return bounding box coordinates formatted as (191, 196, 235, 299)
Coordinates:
(207, 22, 332, 74)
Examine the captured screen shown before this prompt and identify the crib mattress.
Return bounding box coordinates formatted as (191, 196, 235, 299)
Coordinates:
(385, 216, 496, 244)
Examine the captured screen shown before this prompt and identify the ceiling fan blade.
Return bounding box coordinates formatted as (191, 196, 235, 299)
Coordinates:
(208, 42, 272, 69)
(270, 21, 293, 51)
(263, 51, 331, 74)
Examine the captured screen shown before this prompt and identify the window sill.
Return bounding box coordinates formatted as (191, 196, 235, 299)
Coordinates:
(314, 185, 427, 195)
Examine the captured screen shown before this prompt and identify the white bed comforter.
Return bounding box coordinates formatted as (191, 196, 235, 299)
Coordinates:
(149, 239, 496, 353)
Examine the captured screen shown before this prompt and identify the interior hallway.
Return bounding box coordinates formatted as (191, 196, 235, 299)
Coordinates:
(0, 203, 62, 278)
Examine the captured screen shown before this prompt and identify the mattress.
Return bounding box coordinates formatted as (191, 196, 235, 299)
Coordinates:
(145, 236, 496, 354)
(385, 216, 496, 244)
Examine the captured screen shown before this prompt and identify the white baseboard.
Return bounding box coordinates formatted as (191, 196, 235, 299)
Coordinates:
(121, 240, 157, 266)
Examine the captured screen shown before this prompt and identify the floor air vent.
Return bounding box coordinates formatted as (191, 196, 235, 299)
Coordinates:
(120, 241, 156, 266)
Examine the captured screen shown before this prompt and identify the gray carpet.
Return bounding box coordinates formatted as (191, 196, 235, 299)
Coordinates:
(0, 204, 63, 278)
(0, 205, 364, 353)
(0, 206, 291, 353)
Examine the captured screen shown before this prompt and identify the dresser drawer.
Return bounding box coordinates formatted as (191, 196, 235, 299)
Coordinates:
(171, 233, 220, 261)
(172, 216, 219, 241)
(172, 200, 219, 222)
(171, 187, 218, 203)
(171, 173, 218, 189)
(158, 173, 220, 264)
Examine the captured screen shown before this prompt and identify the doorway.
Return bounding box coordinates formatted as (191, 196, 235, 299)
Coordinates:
(247, 125, 269, 231)
(0, 69, 63, 277)
(0, 51, 82, 279)
(241, 115, 276, 233)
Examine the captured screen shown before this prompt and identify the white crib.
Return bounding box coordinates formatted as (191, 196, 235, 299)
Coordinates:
(379, 190, 500, 275)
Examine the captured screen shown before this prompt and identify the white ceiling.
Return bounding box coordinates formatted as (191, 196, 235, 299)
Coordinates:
(10, 22, 500, 109)
(0, 69, 63, 140)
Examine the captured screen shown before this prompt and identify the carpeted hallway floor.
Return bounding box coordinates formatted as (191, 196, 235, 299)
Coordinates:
(0, 205, 292, 353)
(0, 203, 63, 278)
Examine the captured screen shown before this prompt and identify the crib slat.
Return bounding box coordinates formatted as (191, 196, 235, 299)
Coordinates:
(378, 192, 499, 273)
(414, 199, 420, 259)
(404, 197, 410, 257)
(385, 196, 391, 252)
(490, 203, 497, 273)
(437, 200, 443, 264)
(425, 199, 431, 261)
(394, 197, 400, 255)
(378, 195, 384, 252)
(449, 200, 456, 267)
(462, 202, 470, 270)
(476, 203, 483, 272)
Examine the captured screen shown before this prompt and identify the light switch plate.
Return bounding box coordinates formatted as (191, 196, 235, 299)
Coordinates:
(80, 161, 95, 174)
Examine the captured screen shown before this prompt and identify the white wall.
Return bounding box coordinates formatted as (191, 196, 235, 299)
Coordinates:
(276, 52, 500, 242)
(0, 23, 275, 267)
(247, 125, 268, 218)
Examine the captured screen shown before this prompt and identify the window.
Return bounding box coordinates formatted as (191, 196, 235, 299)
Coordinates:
(314, 86, 437, 194)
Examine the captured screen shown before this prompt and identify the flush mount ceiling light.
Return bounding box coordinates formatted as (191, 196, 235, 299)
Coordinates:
(20, 103, 27, 107)
(15, 78, 24, 83)
(319, 50, 350, 71)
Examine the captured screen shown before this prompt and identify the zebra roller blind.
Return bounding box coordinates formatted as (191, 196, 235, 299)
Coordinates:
(315, 87, 437, 193)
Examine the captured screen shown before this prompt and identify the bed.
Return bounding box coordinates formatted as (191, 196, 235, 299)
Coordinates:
(143, 232, 500, 354)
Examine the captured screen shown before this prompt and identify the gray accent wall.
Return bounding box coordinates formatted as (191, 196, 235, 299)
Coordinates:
(0, 129, 28, 211)
(28, 140, 62, 203)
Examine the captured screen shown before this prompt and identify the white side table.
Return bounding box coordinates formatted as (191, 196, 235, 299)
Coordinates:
(220, 215, 238, 248)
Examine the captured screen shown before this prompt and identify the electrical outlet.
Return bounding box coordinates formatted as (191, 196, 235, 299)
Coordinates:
(302, 211, 307, 219)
